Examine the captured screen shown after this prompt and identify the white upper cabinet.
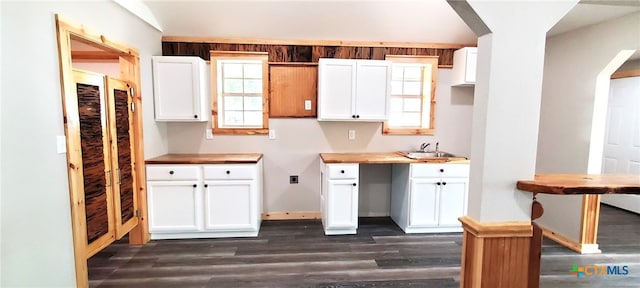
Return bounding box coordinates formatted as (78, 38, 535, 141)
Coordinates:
(152, 56, 209, 122)
(451, 47, 477, 87)
(317, 58, 391, 121)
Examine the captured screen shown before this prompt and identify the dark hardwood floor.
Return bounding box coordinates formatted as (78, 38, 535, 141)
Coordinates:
(89, 205, 640, 288)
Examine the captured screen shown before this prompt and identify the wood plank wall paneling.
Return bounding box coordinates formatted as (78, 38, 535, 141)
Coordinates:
(269, 64, 318, 118)
(162, 41, 459, 67)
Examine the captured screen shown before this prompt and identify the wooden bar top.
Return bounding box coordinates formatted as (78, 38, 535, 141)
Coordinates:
(517, 174, 640, 195)
(320, 153, 469, 164)
(145, 153, 263, 164)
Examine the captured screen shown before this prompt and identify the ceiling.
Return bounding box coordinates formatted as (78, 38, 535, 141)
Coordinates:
(144, 0, 640, 44)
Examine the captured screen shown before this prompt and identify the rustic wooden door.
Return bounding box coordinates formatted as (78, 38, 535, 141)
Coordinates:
(106, 77, 139, 239)
(73, 69, 116, 258)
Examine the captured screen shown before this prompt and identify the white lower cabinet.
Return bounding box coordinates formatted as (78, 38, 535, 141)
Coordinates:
(203, 180, 257, 231)
(320, 162, 359, 235)
(147, 181, 202, 233)
(147, 161, 262, 239)
(391, 163, 469, 233)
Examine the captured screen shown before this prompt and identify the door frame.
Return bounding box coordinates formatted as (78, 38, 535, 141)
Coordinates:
(55, 14, 149, 287)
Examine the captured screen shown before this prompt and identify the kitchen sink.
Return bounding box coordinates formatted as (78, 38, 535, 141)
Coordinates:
(401, 151, 457, 159)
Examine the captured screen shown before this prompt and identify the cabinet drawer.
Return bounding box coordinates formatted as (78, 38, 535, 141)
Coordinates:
(326, 164, 359, 179)
(411, 164, 469, 178)
(203, 165, 256, 180)
(147, 165, 200, 181)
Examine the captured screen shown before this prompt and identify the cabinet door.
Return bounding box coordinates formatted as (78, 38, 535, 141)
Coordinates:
(73, 70, 115, 258)
(409, 179, 439, 227)
(106, 77, 138, 240)
(354, 60, 391, 120)
(438, 179, 468, 226)
(325, 180, 358, 229)
(147, 181, 202, 232)
(203, 181, 257, 231)
(152, 56, 206, 121)
(318, 59, 356, 120)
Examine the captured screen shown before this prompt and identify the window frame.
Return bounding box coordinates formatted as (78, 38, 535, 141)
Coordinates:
(383, 55, 438, 135)
(210, 51, 269, 135)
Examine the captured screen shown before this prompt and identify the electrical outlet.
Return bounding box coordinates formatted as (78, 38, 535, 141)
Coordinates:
(348, 129, 356, 140)
(205, 129, 213, 140)
(269, 129, 276, 140)
(304, 100, 312, 110)
(289, 175, 299, 184)
(56, 135, 66, 154)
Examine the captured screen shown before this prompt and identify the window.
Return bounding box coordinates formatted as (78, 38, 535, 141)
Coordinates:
(211, 51, 269, 134)
(383, 55, 438, 135)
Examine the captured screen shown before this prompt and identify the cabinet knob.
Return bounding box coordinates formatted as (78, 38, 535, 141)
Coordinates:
(439, 168, 444, 173)
(192, 184, 197, 188)
(204, 184, 208, 188)
(356, 115, 360, 118)
(436, 182, 441, 185)
(340, 170, 345, 174)
(352, 183, 357, 187)
(443, 182, 447, 186)
(194, 115, 198, 119)
(169, 170, 174, 175)
(352, 115, 356, 118)
(226, 170, 230, 174)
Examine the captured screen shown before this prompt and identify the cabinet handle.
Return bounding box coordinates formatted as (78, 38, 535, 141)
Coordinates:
(226, 170, 230, 174)
(194, 115, 198, 119)
(439, 169, 444, 173)
(204, 184, 208, 188)
(169, 170, 174, 175)
(193, 184, 197, 188)
(340, 170, 345, 174)
(352, 183, 357, 187)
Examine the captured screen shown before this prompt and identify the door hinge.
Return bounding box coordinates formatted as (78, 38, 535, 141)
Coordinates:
(129, 87, 135, 97)
(131, 102, 135, 112)
(135, 209, 141, 218)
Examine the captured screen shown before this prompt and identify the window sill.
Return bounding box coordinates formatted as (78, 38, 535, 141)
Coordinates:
(212, 128, 269, 135)
(382, 127, 435, 135)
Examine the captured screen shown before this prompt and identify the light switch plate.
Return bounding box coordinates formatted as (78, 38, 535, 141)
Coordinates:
(56, 135, 66, 154)
(269, 129, 276, 140)
(304, 100, 312, 110)
(348, 130, 356, 140)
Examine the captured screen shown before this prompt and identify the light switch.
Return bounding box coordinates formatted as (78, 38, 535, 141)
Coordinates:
(269, 129, 276, 140)
(304, 100, 312, 111)
(348, 130, 356, 140)
(56, 135, 66, 154)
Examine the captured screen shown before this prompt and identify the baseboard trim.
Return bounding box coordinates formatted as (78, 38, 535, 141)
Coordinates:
(540, 225, 600, 254)
(262, 211, 321, 220)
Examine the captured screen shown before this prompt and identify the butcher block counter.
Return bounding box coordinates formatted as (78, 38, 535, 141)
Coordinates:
(517, 174, 640, 195)
(145, 153, 263, 164)
(320, 152, 469, 164)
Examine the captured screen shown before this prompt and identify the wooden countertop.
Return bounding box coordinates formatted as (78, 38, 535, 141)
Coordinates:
(145, 153, 263, 164)
(320, 153, 469, 164)
(517, 174, 640, 195)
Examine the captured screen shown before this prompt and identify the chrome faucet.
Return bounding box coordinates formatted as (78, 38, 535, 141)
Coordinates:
(420, 142, 431, 152)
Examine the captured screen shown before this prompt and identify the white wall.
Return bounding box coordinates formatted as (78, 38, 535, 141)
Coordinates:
(536, 12, 640, 241)
(0, 1, 164, 286)
(167, 69, 474, 214)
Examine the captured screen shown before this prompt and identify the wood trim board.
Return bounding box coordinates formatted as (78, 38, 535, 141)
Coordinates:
(262, 211, 321, 220)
